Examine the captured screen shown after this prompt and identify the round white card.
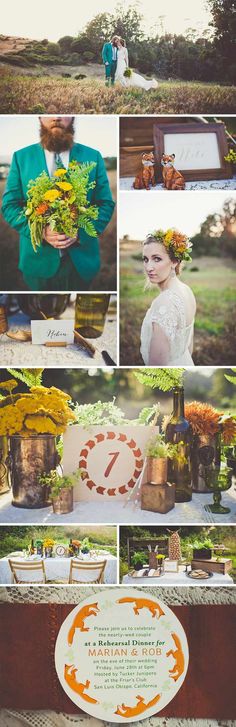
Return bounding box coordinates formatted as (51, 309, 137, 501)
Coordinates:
(55, 588, 189, 722)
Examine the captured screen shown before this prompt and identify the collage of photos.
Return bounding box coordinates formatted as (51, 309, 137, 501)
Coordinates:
(0, 1, 236, 727)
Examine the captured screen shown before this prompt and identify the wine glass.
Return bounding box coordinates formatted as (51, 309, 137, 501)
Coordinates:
(205, 467, 233, 514)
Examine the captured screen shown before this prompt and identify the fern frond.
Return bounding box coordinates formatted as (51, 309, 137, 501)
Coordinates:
(7, 368, 44, 388)
(134, 368, 185, 392)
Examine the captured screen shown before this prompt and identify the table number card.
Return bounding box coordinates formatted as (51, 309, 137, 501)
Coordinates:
(55, 588, 189, 722)
(31, 319, 74, 345)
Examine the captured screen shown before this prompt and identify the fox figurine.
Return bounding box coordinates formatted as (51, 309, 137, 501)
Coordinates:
(133, 152, 156, 190)
(161, 153, 185, 190)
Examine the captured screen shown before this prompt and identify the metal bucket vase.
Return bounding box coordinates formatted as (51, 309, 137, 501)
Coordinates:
(52, 487, 73, 515)
(9, 434, 58, 508)
(0, 436, 10, 494)
(146, 457, 167, 484)
(191, 432, 221, 494)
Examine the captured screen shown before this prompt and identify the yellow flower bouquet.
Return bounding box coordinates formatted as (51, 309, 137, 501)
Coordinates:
(43, 538, 55, 548)
(0, 380, 76, 437)
(22, 161, 99, 252)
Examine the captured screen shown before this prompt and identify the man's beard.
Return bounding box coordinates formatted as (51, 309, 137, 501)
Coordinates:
(40, 120, 75, 152)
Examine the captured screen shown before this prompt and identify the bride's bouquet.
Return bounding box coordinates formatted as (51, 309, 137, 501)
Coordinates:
(123, 68, 132, 78)
(23, 161, 99, 252)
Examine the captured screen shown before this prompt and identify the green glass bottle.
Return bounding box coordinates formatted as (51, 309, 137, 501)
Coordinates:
(75, 294, 110, 338)
(165, 386, 192, 502)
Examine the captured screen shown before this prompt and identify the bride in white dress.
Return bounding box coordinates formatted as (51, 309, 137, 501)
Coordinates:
(140, 229, 196, 366)
(115, 38, 158, 90)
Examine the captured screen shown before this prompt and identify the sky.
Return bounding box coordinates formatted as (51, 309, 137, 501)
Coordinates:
(0, 116, 117, 160)
(1, 0, 212, 41)
(119, 192, 236, 239)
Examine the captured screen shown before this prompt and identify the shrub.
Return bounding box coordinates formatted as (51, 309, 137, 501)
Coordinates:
(82, 51, 95, 62)
(58, 36, 74, 51)
(74, 74, 87, 80)
(62, 73, 71, 78)
(0, 54, 31, 67)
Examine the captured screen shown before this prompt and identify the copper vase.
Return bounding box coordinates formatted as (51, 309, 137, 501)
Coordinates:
(191, 432, 221, 494)
(146, 457, 167, 484)
(52, 487, 73, 515)
(9, 435, 58, 509)
(0, 436, 10, 494)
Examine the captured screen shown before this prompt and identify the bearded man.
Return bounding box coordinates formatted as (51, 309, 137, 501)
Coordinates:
(2, 116, 115, 290)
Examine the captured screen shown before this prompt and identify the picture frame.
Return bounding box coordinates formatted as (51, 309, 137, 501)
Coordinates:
(153, 122, 232, 181)
(164, 559, 179, 573)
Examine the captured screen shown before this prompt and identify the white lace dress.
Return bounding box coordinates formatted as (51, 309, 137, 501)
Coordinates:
(115, 47, 158, 89)
(140, 289, 194, 365)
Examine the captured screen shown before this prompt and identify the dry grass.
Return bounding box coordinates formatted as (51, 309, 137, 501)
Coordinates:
(0, 171, 116, 291)
(0, 70, 236, 113)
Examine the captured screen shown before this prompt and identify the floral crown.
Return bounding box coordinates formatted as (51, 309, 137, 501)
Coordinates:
(147, 228, 192, 262)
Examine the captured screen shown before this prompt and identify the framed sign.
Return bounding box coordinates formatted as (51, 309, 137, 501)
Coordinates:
(63, 425, 158, 502)
(153, 122, 232, 181)
(164, 559, 179, 573)
(55, 588, 189, 723)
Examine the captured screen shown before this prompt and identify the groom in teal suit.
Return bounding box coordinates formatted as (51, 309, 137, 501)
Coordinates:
(102, 36, 118, 86)
(2, 117, 115, 291)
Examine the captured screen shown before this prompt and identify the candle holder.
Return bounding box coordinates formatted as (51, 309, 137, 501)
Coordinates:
(205, 467, 233, 514)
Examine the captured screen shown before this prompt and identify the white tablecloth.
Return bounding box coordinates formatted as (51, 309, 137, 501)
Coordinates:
(1, 483, 235, 523)
(0, 552, 117, 584)
(123, 565, 233, 586)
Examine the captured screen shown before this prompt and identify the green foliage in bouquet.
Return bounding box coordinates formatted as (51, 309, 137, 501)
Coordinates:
(22, 161, 99, 252)
(134, 368, 184, 392)
(124, 68, 132, 78)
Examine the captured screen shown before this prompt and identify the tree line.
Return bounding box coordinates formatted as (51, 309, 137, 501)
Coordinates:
(191, 198, 236, 258)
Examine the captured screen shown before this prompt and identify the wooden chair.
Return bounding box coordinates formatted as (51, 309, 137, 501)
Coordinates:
(69, 559, 107, 584)
(9, 559, 46, 584)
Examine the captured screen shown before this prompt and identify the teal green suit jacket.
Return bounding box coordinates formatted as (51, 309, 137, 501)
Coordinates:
(2, 143, 115, 281)
(102, 42, 114, 64)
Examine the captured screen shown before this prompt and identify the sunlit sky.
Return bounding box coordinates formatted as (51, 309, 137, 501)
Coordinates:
(0, 116, 117, 160)
(1, 0, 212, 41)
(119, 192, 236, 239)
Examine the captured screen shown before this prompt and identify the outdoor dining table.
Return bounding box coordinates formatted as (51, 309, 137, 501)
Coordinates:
(122, 564, 233, 586)
(0, 551, 117, 584)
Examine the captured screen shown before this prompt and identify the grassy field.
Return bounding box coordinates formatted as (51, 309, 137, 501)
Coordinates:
(0, 171, 116, 290)
(120, 246, 236, 366)
(0, 69, 236, 113)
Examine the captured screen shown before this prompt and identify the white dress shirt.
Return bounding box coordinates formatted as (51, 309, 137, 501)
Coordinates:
(44, 149, 70, 176)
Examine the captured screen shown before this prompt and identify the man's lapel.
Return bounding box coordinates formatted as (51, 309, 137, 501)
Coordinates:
(36, 144, 50, 175)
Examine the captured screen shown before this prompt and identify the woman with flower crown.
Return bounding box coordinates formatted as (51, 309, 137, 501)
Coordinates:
(140, 229, 196, 365)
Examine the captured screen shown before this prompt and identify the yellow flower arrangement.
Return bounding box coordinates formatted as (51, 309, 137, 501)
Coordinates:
(43, 538, 55, 548)
(23, 161, 99, 252)
(0, 383, 76, 437)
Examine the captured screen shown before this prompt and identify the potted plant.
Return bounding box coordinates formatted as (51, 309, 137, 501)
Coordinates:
(192, 538, 213, 560)
(0, 370, 76, 509)
(135, 369, 193, 503)
(39, 468, 82, 515)
(132, 552, 145, 571)
(80, 537, 91, 558)
(145, 434, 182, 485)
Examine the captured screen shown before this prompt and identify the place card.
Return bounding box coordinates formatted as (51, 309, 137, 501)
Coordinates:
(55, 587, 189, 722)
(31, 319, 74, 345)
